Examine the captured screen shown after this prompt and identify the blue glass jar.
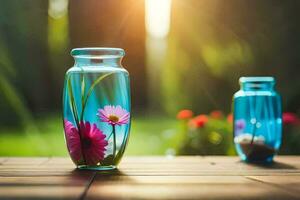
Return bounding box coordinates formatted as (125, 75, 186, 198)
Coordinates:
(62, 48, 131, 170)
(233, 77, 282, 162)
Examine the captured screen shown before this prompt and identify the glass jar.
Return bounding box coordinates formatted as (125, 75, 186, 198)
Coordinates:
(62, 48, 131, 170)
(233, 77, 282, 162)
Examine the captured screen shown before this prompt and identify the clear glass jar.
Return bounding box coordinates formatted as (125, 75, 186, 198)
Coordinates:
(62, 48, 131, 170)
(233, 77, 282, 162)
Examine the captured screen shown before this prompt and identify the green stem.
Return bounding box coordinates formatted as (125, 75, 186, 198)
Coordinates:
(107, 130, 114, 140)
(112, 125, 116, 158)
(67, 77, 86, 164)
(114, 130, 128, 164)
(67, 78, 80, 129)
(80, 72, 114, 122)
(68, 72, 115, 165)
(77, 126, 87, 165)
(80, 73, 85, 114)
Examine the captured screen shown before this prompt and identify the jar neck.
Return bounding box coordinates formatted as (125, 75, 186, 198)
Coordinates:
(71, 47, 125, 68)
(74, 56, 123, 67)
(239, 77, 275, 91)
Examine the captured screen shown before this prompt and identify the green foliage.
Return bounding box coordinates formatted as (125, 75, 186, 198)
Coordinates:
(280, 125, 300, 155)
(0, 115, 178, 156)
(0, 0, 300, 156)
(178, 116, 235, 155)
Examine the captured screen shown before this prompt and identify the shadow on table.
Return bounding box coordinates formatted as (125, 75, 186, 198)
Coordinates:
(72, 168, 127, 175)
(245, 161, 297, 169)
(94, 168, 130, 177)
(89, 168, 135, 184)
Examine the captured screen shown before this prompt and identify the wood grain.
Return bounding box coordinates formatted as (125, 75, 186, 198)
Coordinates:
(0, 156, 299, 199)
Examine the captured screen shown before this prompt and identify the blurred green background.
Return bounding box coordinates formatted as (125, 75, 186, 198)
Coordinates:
(0, 0, 300, 156)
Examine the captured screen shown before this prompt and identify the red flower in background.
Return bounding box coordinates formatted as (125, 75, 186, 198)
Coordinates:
(189, 115, 209, 128)
(177, 109, 194, 120)
(283, 112, 299, 125)
(227, 113, 233, 123)
(210, 110, 223, 119)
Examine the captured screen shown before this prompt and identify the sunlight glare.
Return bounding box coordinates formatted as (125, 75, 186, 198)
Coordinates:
(145, 0, 172, 38)
(48, 0, 68, 19)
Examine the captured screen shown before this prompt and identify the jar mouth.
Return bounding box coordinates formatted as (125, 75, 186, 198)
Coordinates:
(239, 76, 275, 91)
(239, 76, 275, 84)
(71, 47, 125, 59)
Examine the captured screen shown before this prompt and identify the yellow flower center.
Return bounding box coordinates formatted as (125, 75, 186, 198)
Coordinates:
(108, 115, 119, 123)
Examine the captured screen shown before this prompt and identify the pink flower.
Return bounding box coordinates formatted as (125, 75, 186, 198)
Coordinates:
(64, 120, 108, 166)
(97, 105, 130, 125)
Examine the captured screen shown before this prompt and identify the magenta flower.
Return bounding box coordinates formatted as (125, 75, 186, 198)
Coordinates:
(97, 105, 130, 125)
(64, 120, 82, 162)
(64, 120, 108, 166)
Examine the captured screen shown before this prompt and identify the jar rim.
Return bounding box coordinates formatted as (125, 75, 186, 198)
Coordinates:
(239, 76, 275, 83)
(71, 47, 125, 59)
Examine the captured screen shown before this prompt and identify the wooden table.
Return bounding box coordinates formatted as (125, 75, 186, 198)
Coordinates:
(0, 156, 299, 200)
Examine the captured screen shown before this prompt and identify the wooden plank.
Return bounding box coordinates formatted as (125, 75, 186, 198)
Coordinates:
(0, 168, 84, 177)
(42, 157, 75, 166)
(0, 157, 76, 177)
(0, 157, 95, 200)
(0, 156, 299, 200)
(120, 156, 300, 168)
(275, 156, 300, 164)
(0, 176, 91, 186)
(2, 157, 299, 176)
(2, 157, 49, 166)
(113, 156, 300, 176)
(0, 185, 85, 200)
(85, 156, 300, 200)
(86, 175, 298, 200)
(247, 175, 300, 197)
(0, 158, 8, 165)
(1, 168, 298, 177)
